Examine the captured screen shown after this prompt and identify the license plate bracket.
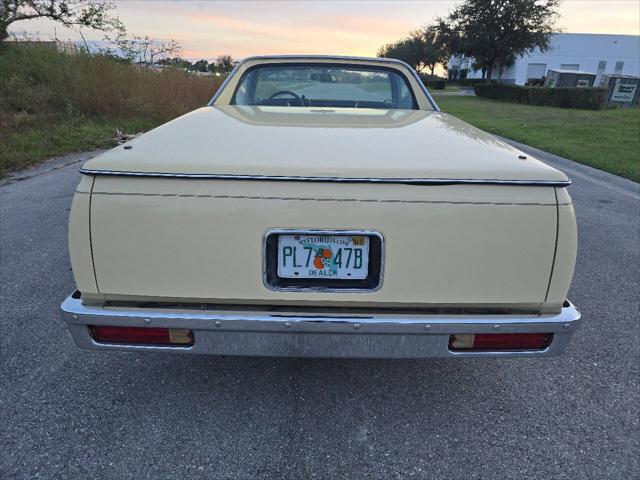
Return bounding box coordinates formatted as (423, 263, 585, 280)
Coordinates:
(264, 230, 383, 292)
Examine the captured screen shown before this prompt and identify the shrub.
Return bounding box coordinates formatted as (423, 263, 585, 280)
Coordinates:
(525, 78, 545, 87)
(423, 79, 446, 90)
(0, 44, 226, 176)
(418, 74, 446, 90)
(448, 78, 492, 86)
(0, 44, 223, 122)
(473, 83, 608, 110)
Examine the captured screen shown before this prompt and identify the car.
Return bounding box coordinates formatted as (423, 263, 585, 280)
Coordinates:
(60, 55, 580, 358)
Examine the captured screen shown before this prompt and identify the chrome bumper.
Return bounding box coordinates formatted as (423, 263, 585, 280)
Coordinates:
(60, 293, 581, 358)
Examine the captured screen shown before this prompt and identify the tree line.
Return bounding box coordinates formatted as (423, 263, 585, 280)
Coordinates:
(3, 0, 562, 80)
(378, 0, 560, 80)
(187, 55, 235, 74)
(1, 1, 237, 74)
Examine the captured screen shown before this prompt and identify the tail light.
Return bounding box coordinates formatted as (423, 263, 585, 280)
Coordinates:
(90, 326, 194, 346)
(449, 333, 552, 351)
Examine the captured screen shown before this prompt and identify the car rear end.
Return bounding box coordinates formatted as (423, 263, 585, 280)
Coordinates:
(60, 55, 579, 358)
(62, 173, 579, 358)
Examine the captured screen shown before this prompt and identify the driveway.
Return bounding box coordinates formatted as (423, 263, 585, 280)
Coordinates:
(1, 145, 638, 479)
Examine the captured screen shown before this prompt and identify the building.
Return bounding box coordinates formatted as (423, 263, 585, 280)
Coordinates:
(448, 33, 640, 85)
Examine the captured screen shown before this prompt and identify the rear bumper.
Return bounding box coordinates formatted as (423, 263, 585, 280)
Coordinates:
(60, 293, 581, 358)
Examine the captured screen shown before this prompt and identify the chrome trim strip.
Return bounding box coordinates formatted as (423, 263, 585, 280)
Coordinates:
(60, 295, 581, 358)
(262, 229, 385, 293)
(206, 54, 440, 111)
(79, 169, 571, 187)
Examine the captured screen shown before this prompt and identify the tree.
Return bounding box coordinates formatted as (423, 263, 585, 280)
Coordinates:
(1, 0, 121, 42)
(190, 58, 209, 72)
(442, 0, 560, 81)
(107, 27, 182, 67)
(378, 26, 448, 76)
(414, 26, 449, 76)
(157, 56, 190, 69)
(213, 54, 235, 75)
(378, 36, 425, 73)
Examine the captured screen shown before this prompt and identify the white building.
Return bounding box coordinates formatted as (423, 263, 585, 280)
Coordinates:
(448, 33, 640, 85)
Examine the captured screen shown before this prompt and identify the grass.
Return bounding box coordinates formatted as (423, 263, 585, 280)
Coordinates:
(0, 44, 222, 178)
(2, 46, 638, 183)
(436, 95, 640, 182)
(1, 114, 159, 174)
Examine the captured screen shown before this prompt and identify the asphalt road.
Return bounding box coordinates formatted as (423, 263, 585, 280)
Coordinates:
(1, 145, 639, 480)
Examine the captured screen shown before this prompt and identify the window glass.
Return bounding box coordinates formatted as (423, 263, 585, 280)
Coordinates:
(615, 61, 624, 74)
(233, 65, 417, 110)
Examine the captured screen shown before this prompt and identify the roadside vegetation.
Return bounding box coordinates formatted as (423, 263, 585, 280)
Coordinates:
(436, 95, 640, 182)
(2, 1, 637, 182)
(0, 45, 222, 177)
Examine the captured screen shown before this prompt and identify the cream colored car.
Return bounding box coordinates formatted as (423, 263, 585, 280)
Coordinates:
(60, 55, 580, 358)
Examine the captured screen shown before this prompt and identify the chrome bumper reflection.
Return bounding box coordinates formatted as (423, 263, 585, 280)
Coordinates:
(60, 293, 581, 358)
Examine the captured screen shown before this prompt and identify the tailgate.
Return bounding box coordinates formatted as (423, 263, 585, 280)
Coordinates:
(87, 176, 558, 308)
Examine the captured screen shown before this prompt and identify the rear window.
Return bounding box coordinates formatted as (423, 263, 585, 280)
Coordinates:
(233, 65, 417, 110)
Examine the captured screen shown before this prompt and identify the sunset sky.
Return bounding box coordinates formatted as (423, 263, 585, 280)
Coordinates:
(10, 0, 640, 61)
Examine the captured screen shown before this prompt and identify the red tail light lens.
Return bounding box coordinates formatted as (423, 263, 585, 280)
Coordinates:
(90, 326, 194, 346)
(449, 333, 552, 351)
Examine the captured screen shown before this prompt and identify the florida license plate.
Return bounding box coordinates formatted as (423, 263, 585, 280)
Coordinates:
(277, 234, 370, 280)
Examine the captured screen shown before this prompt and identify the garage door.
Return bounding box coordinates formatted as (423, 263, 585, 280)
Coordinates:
(526, 63, 547, 79)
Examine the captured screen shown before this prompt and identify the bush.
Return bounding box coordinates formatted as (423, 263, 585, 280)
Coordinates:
(525, 78, 545, 87)
(448, 78, 492, 86)
(0, 44, 226, 176)
(473, 83, 608, 110)
(0, 44, 223, 122)
(418, 74, 446, 90)
(423, 79, 446, 90)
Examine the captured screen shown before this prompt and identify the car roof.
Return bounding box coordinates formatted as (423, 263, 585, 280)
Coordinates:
(237, 54, 412, 67)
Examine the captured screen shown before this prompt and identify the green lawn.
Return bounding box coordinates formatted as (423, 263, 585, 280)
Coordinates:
(2, 93, 638, 183)
(435, 96, 640, 182)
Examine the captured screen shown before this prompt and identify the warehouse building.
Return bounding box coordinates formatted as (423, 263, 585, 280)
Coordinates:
(448, 33, 640, 85)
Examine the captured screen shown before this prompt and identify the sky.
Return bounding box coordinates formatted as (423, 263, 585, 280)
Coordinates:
(9, 0, 640, 61)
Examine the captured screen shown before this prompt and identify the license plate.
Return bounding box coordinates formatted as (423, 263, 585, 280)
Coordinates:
(277, 234, 370, 280)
